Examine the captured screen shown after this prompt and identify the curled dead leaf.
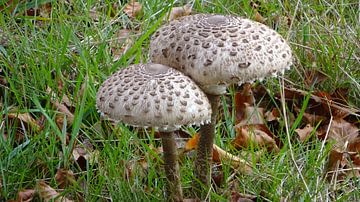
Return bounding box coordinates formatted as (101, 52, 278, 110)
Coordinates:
(295, 124, 316, 142)
(36, 181, 73, 202)
(17, 189, 36, 202)
(184, 133, 200, 151)
(213, 144, 252, 174)
(123, 0, 142, 18)
(72, 139, 98, 170)
(47, 87, 75, 128)
(325, 118, 359, 151)
(254, 11, 266, 24)
(167, 4, 192, 21)
(232, 124, 279, 152)
(110, 29, 133, 62)
(230, 191, 257, 202)
(184, 134, 252, 173)
(8, 112, 41, 131)
(55, 169, 76, 189)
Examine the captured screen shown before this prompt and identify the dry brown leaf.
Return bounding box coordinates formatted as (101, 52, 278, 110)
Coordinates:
(230, 191, 257, 202)
(254, 11, 266, 24)
(0, 0, 15, 12)
(123, 0, 142, 18)
(47, 87, 75, 127)
(324, 119, 360, 180)
(234, 84, 256, 124)
(233, 124, 279, 152)
(300, 110, 327, 125)
(326, 149, 360, 180)
(17, 189, 36, 202)
(8, 112, 41, 131)
(55, 169, 76, 189)
(72, 142, 99, 170)
(36, 181, 73, 202)
(212, 144, 252, 174)
(184, 133, 200, 151)
(304, 69, 328, 87)
(295, 124, 315, 142)
(237, 104, 265, 126)
(184, 134, 252, 173)
(110, 29, 133, 62)
(167, 4, 192, 21)
(264, 108, 281, 122)
(272, 15, 291, 29)
(325, 118, 359, 150)
(281, 87, 359, 119)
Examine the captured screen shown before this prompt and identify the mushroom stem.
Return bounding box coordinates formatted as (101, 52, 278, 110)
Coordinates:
(161, 131, 183, 202)
(194, 94, 220, 196)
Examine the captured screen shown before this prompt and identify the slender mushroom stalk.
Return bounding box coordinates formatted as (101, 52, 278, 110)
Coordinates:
(150, 14, 293, 196)
(96, 63, 212, 201)
(161, 131, 183, 201)
(194, 94, 220, 190)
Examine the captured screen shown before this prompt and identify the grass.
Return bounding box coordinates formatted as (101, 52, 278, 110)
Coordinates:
(0, 0, 359, 201)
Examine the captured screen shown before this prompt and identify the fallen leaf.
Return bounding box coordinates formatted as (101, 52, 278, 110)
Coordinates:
(254, 11, 266, 24)
(36, 181, 73, 202)
(184, 133, 200, 151)
(184, 134, 252, 173)
(213, 144, 252, 174)
(167, 4, 192, 21)
(237, 104, 265, 126)
(324, 118, 359, 150)
(230, 191, 257, 202)
(0, 0, 16, 12)
(55, 169, 76, 189)
(72, 140, 99, 171)
(123, 0, 142, 18)
(17, 189, 36, 202)
(234, 84, 256, 124)
(303, 69, 328, 87)
(89, 6, 100, 22)
(326, 149, 360, 180)
(324, 119, 360, 180)
(8, 112, 41, 131)
(264, 108, 281, 122)
(232, 124, 279, 152)
(295, 124, 315, 142)
(47, 87, 75, 128)
(211, 163, 224, 187)
(110, 29, 133, 62)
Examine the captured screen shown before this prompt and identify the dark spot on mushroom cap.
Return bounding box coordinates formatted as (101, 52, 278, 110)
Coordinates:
(238, 62, 251, 68)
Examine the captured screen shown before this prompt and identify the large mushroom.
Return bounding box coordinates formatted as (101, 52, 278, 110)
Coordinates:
(96, 63, 212, 201)
(150, 14, 293, 193)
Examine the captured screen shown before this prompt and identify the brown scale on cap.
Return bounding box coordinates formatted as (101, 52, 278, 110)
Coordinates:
(150, 14, 293, 95)
(96, 63, 212, 131)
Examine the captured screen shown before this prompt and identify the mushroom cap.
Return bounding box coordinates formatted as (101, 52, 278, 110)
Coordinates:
(150, 14, 293, 95)
(96, 63, 212, 132)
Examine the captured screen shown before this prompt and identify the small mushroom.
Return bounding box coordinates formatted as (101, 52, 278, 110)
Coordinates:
(150, 14, 293, 193)
(96, 63, 211, 202)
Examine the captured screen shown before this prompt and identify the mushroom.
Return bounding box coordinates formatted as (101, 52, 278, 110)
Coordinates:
(96, 63, 212, 201)
(150, 14, 293, 191)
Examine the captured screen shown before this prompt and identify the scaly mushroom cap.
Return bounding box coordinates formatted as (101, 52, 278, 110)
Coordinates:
(96, 63, 212, 132)
(150, 14, 293, 95)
